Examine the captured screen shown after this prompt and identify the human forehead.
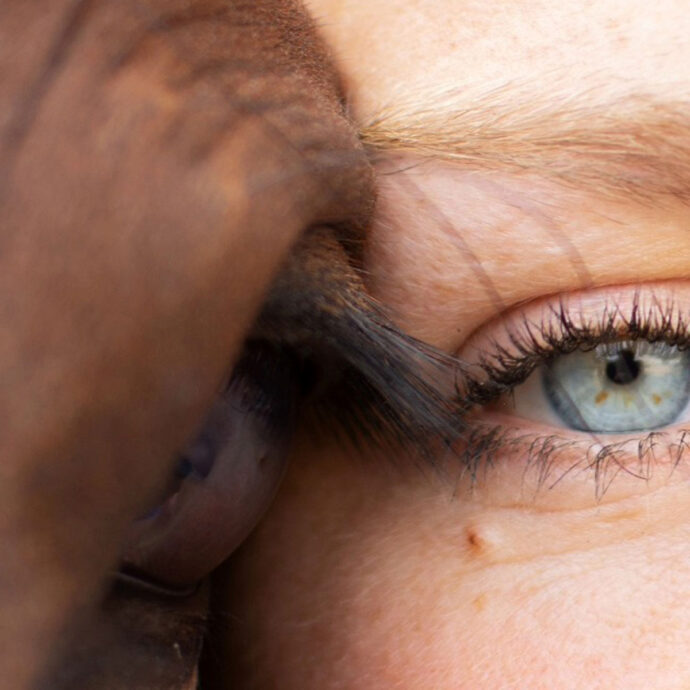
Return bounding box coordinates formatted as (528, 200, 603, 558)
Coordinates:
(304, 0, 690, 118)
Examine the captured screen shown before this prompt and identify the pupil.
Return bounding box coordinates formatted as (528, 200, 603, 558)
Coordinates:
(605, 349, 641, 385)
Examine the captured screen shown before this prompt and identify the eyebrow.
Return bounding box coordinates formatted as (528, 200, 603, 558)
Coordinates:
(358, 85, 690, 206)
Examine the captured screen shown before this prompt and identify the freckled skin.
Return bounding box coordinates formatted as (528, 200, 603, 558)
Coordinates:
(221, 439, 690, 689)
(6, 1, 690, 687)
(218, 1, 690, 688)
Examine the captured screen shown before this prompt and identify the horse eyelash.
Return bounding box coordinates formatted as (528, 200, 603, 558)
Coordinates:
(245, 226, 470, 463)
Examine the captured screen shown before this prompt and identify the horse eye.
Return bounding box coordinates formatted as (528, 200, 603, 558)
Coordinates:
(119, 343, 300, 588)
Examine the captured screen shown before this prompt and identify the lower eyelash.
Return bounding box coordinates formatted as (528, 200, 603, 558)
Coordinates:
(457, 422, 690, 499)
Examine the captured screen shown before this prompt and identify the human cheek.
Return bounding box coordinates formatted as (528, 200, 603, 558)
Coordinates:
(216, 442, 690, 689)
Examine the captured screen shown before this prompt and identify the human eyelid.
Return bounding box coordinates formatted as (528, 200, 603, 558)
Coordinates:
(457, 282, 690, 402)
(307, 280, 690, 500)
(251, 249, 690, 503)
(451, 281, 690, 499)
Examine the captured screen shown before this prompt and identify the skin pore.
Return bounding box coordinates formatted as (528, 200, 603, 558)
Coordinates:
(217, 1, 690, 688)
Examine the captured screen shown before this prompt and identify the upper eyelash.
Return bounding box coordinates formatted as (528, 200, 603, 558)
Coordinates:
(462, 291, 690, 408)
(250, 226, 470, 462)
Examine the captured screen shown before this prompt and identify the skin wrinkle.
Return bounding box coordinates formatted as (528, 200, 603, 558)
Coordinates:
(388, 170, 506, 314)
(364, 164, 690, 350)
(460, 173, 594, 288)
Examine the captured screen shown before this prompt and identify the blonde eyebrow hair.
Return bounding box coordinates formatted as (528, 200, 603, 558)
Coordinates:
(358, 83, 690, 205)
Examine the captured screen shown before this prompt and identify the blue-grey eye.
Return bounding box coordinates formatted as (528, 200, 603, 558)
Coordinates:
(542, 341, 690, 433)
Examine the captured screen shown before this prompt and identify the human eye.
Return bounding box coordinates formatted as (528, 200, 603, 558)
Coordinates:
(456, 282, 690, 499)
(517, 339, 689, 433)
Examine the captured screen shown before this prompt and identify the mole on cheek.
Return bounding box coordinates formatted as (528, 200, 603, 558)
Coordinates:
(464, 523, 493, 558)
(461, 519, 510, 563)
(466, 527, 484, 553)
